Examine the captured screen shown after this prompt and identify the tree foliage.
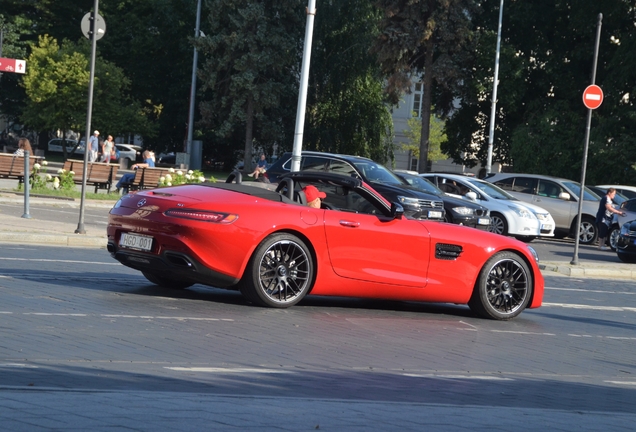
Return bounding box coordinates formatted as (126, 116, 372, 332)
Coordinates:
(21, 35, 157, 155)
(197, 0, 303, 169)
(373, 0, 479, 172)
(444, 0, 636, 184)
(404, 113, 447, 161)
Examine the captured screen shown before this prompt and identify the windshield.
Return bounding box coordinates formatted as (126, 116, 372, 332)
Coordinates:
(562, 181, 600, 201)
(351, 161, 406, 185)
(397, 173, 442, 195)
(465, 177, 518, 200)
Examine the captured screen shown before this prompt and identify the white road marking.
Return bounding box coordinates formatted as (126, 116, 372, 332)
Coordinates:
(0, 363, 38, 368)
(543, 302, 636, 312)
(605, 381, 636, 386)
(491, 330, 556, 336)
(402, 373, 513, 381)
(0, 312, 233, 321)
(165, 367, 293, 374)
(0, 257, 118, 265)
(546, 287, 636, 295)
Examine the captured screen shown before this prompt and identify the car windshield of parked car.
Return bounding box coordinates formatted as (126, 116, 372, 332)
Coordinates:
(399, 173, 442, 195)
(351, 161, 405, 185)
(465, 178, 518, 200)
(562, 181, 600, 201)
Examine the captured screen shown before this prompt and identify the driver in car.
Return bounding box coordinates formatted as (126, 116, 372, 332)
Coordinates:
(303, 185, 326, 209)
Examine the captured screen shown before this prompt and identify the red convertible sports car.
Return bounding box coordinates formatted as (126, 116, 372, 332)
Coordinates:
(107, 171, 544, 320)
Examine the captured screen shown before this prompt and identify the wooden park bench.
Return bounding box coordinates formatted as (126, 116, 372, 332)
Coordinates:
(126, 166, 171, 191)
(0, 152, 41, 185)
(63, 159, 119, 193)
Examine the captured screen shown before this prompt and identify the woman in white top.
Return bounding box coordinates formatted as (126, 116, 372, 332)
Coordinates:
(14, 138, 33, 157)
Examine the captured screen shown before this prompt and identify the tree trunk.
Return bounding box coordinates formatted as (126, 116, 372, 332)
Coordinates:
(244, 94, 254, 172)
(418, 38, 435, 174)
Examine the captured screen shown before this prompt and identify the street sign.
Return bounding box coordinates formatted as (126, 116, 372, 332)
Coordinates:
(81, 12, 107, 41)
(582, 84, 603, 109)
(0, 57, 26, 74)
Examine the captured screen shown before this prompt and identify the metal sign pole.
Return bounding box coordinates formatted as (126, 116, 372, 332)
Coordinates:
(571, 13, 602, 265)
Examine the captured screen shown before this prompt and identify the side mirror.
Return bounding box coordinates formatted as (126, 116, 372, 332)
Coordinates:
(558, 192, 570, 201)
(465, 191, 478, 201)
(390, 202, 404, 220)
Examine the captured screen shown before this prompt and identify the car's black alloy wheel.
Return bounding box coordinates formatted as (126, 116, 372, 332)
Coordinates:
(240, 233, 314, 308)
(469, 252, 533, 320)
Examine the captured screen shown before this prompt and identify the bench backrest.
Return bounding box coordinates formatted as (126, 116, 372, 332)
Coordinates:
(139, 167, 170, 189)
(64, 159, 117, 185)
(0, 152, 39, 177)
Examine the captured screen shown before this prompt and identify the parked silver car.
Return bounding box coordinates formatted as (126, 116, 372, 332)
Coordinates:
(485, 173, 600, 244)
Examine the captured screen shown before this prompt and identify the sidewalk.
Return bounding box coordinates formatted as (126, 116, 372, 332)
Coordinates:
(1, 184, 635, 280)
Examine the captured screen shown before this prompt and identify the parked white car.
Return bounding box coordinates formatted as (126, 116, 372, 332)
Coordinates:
(115, 144, 143, 167)
(595, 185, 636, 200)
(485, 173, 600, 244)
(47, 138, 85, 155)
(421, 173, 555, 241)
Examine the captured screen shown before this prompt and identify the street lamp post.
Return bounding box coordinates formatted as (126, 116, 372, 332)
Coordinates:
(291, 0, 317, 172)
(185, 0, 202, 168)
(486, 0, 504, 175)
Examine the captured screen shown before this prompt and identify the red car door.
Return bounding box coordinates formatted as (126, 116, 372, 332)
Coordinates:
(323, 211, 430, 287)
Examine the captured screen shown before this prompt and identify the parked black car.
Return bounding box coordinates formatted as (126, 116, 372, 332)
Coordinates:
(264, 151, 445, 221)
(616, 219, 636, 263)
(394, 171, 491, 230)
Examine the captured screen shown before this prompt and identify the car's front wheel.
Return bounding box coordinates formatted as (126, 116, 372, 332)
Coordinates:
(469, 252, 533, 320)
(142, 272, 194, 289)
(240, 233, 314, 308)
(609, 225, 620, 251)
(576, 216, 598, 245)
(488, 212, 508, 236)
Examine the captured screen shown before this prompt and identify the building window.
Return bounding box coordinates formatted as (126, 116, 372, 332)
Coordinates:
(410, 158, 418, 171)
(412, 82, 424, 118)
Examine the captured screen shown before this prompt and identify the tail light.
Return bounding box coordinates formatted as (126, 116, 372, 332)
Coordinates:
(165, 209, 238, 224)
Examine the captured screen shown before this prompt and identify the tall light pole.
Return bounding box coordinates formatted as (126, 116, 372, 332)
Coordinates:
(486, 0, 504, 175)
(291, 0, 317, 172)
(185, 0, 202, 167)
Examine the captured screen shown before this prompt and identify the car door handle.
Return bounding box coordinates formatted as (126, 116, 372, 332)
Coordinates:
(339, 220, 360, 228)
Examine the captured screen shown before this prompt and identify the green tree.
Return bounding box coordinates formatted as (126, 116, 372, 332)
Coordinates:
(404, 112, 447, 161)
(21, 35, 156, 158)
(197, 0, 303, 170)
(302, 0, 394, 162)
(373, 0, 479, 172)
(444, 0, 636, 183)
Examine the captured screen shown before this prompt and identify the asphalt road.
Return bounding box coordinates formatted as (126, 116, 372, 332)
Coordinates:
(0, 244, 635, 430)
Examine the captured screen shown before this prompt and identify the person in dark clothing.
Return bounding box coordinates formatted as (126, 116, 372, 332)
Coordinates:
(596, 188, 625, 250)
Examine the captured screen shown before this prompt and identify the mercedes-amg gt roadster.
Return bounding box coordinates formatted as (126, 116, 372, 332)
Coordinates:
(107, 171, 544, 320)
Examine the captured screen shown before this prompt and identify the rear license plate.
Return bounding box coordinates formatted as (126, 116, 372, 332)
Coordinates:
(428, 210, 443, 219)
(478, 218, 490, 225)
(120, 232, 153, 251)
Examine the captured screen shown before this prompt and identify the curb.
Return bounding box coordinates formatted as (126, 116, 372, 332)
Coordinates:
(0, 232, 106, 249)
(540, 261, 636, 279)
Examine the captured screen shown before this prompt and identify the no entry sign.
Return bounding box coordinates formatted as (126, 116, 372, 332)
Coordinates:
(582, 84, 603, 109)
(0, 58, 26, 74)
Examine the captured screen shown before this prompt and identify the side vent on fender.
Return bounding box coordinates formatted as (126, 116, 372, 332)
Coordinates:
(435, 243, 463, 260)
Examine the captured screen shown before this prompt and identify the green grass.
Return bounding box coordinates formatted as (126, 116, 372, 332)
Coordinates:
(18, 187, 121, 201)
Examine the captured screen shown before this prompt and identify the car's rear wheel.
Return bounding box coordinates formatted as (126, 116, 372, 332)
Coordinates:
(468, 252, 533, 320)
(142, 271, 193, 289)
(576, 216, 598, 245)
(240, 233, 314, 308)
(488, 212, 508, 236)
(609, 225, 620, 251)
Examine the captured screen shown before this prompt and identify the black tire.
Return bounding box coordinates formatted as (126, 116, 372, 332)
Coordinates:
(142, 271, 194, 289)
(239, 233, 314, 308)
(515, 236, 535, 243)
(468, 251, 533, 320)
(617, 253, 636, 264)
(609, 225, 620, 251)
(576, 216, 598, 245)
(488, 212, 508, 236)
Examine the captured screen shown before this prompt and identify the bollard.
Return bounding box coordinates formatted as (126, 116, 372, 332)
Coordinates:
(21, 150, 31, 219)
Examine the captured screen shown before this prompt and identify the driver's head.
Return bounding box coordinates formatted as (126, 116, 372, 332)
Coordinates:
(303, 185, 326, 209)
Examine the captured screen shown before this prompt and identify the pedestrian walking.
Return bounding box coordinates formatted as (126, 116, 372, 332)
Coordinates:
(101, 135, 114, 163)
(89, 131, 100, 162)
(596, 188, 625, 250)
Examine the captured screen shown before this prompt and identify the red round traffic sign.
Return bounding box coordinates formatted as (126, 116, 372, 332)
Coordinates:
(582, 84, 603, 109)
